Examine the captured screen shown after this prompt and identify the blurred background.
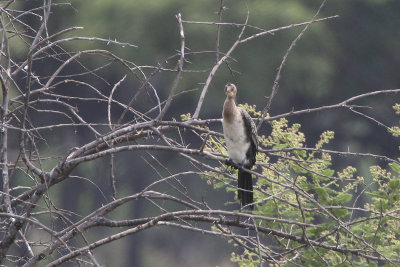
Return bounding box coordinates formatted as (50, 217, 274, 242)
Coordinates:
(11, 0, 400, 266)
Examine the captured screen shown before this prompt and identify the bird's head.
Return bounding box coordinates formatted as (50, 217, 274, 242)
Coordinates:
(224, 83, 237, 98)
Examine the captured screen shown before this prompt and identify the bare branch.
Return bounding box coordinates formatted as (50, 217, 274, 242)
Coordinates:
(257, 0, 329, 131)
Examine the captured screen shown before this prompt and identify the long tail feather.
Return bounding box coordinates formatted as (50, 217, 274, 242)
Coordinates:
(238, 169, 254, 209)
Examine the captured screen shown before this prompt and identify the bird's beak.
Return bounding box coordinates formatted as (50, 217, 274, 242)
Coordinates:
(225, 84, 235, 97)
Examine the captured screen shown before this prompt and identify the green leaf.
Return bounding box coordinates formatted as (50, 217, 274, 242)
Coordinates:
(214, 181, 226, 189)
(389, 162, 400, 174)
(393, 103, 400, 114)
(294, 149, 307, 158)
(388, 126, 400, 137)
(315, 187, 329, 202)
(333, 192, 353, 203)
(322, 168, 335, 177)
(366, 191, 387, 200)
(389, 179, 400, 191)
(331, 208, 349, 217)
(272, 143, 287, 149)
(226, 186, 236, 193)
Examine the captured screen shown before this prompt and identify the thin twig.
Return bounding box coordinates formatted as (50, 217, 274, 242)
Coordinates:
(257, 0, 330, 131)
(156, 13, 185, 121)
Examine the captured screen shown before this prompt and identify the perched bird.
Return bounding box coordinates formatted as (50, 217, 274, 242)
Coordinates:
(222, 83, 258, 209)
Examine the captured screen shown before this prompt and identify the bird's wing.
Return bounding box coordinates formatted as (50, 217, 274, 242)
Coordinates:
(239, 107, 258, 167)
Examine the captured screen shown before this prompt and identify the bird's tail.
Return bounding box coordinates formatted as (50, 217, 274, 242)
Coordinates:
(238, 169, 254, 209)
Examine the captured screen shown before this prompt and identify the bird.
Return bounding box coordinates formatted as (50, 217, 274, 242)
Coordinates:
(222, 83, 258, 209)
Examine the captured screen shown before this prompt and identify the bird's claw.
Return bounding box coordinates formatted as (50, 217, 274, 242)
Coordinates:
(225, 159, 243, 170)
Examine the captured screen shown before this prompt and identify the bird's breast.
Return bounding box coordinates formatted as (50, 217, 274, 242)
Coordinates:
(222, 115, 250, 165)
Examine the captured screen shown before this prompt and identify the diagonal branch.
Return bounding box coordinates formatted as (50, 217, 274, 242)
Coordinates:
(257, 0, 330, 131)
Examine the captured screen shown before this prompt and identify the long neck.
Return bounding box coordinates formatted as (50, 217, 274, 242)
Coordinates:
(223, 96, 237, 123)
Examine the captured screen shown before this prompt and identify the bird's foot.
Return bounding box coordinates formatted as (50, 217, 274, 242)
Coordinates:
(225, 159, 243, 170)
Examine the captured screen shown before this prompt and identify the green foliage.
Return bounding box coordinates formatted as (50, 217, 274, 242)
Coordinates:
(393, 104, 400, 115)
(180, 113, 192, 121)
(201, 105, 400, 266)
(388, 126, 400, 137)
